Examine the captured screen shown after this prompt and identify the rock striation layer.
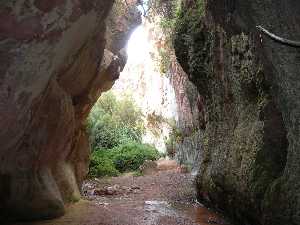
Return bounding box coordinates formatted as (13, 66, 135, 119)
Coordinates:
(173, 0, 300, 224)
(0, 0, 140, 220)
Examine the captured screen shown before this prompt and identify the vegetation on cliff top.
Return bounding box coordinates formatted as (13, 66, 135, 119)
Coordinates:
(144, 0, 206, 74)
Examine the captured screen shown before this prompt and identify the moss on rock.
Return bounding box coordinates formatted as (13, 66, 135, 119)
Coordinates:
(172, 1, 290, 224)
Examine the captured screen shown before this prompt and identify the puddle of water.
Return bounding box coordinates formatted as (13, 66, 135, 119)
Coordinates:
(172, 202, 230, 225)
(145, 200, 169, 206)
(144, 200, 230, 225)
(144, 200, 176, 216)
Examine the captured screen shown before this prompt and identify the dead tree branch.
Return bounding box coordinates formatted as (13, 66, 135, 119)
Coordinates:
(257, 25, 300, 48)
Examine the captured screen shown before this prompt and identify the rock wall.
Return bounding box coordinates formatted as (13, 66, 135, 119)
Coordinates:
(0, 0, 140, 220)
(168, 59, 203, 172)
(173, 0, 300, 224)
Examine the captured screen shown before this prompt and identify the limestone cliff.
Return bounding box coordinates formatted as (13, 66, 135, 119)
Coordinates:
(168, 59, 203, 172)
(0, 0, 140, 220)
(173, 0, 300, 224)
(113, 18, 178, 153)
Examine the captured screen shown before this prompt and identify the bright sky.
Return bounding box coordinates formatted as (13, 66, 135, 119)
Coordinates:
(137, 0, 149, 15)
(126, 25, 150, 64)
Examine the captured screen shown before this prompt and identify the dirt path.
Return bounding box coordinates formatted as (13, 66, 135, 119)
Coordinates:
(11, 168, 231, 225)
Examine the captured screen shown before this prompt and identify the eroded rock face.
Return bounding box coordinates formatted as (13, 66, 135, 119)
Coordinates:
(168, 59, 204, 172)
(0, 0, 140, 220)
(174, 0, 300, 224)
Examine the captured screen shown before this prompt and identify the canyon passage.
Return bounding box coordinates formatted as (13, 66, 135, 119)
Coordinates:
(1, 1, 300, 225)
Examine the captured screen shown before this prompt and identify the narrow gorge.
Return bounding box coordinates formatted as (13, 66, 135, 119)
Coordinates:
(0, 1, 300, 225)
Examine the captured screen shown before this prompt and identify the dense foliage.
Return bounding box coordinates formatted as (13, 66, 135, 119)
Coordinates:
(89, 153, 120, 177)
(87, 91, 160, 177)
(165, 124, 183, 157)
(112, 142, 160, 172)
(89, 142, 160, 177)
(87, 91, 144, 150)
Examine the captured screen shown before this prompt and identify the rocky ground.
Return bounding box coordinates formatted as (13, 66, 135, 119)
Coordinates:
(9, 161, 231, 225)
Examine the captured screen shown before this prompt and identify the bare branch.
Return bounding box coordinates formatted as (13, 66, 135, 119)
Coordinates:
(257, 25, 300, 48)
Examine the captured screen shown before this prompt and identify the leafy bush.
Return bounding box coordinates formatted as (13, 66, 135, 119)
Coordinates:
(165, 136, 176, 158)
(89, 151, 120, 177)
(111, 142, 160, 172)
(87, 91, 158, 177)
(89, 142, 160, 177)
(158, 48, 171, 74)
(165, 125, 183, 158)
(87, 91, 144, 150)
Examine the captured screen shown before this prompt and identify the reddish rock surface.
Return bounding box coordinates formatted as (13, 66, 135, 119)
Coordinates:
(0, 0, 140, 220)
(169, 58, 203, 171)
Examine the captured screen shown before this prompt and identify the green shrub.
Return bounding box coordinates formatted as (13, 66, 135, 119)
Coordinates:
(89, 142, 160, 177)
(158, 48, 171, 74)
(133, 171, 144, 177)
(165, 136, 176, 158)
(111, 142, 160, 172)
(165, 125, 183, 158)
(87, 91, 145, 150)
(89, 151, 120, 177)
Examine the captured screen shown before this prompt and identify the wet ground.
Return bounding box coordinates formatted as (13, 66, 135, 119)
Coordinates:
(11, 167, 231, 225)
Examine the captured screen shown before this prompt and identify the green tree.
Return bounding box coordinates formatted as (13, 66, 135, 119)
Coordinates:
(87, 91, 145, 150)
